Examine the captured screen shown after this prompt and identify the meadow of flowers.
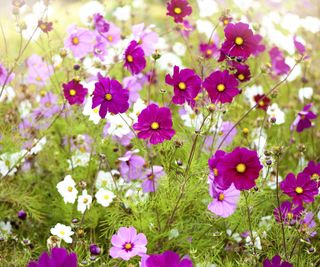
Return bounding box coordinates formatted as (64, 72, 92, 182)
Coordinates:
(0, 0, 319, 266)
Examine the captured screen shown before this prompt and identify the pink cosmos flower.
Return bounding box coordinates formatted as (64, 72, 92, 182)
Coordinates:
(141, 166, 165, 193)
(142, 250, 193, 267)
(118, 150, 146, 181)
(132, 23, 159, 56)
(280, 172, 318, 206)
(215, 147, 263, 190)
(252, 34, 265, 56)
(26, 55, 53, 87)
(220, 22, 258, 60)
(0, 63, 14, 87)
(208, 181, 240, 218)
(203, 70, 239, 104)
(208, 150, 226, 183)
(102, 22, 121, 46)
(254, 94, 271, 111)
(124, 40, 146, 75)
(64, 25, 96, 59)
(300, 212, 317, 237)
(165, 65, 202, 106)
(166, 0, 192, 23)
(63, 79, 88, 105)
(92, 73, 129, 118)
(290, 103, 317, 133)
(123, 74, 148, 104)
(109, 226, 147, 261)
(93, 13, 110, 34)
(133, 104, 175, 145)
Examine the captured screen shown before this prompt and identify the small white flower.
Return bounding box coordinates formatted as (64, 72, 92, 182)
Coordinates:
(157, 52, 183, 73)
(172, 42, 186, 56)
(29, 137, 47, 155)
(56, 175, 78, 204)
(129, 99, 147, 123)
(243, 85, 264, 108)
(79, 0, 105, 25)
(113, 6, 131, 21)
(0, 86, 15, 103)
(106, 114, 132, 138)
(50, 223, 74, 244)
(67, 151, 91, 169)
(298, 87, 313, 102)
(77, 190, 92, 214)
(0, 150, 27, 177)
(267, 103, 285, 125)
(0, 221, 12, 238)
(95, 188, 115, 207)
(18, 100, 32, 118)
(83, 95, 101, 125)
(245, 231, 262, 250)
(95, 170, 119, 190)
(181, 104, 204, 130)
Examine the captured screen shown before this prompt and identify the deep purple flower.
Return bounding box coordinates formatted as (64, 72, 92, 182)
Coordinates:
(208, 181, 240, 218)
(165, 65, 201, 106)
(269, 47, 290, 76)
(293, 36, 306, 55)
(93, 13, 110, 34)
(291, 103, 317, 133)
(280, 172, 318, 206)
(17, 210, 27, 220)
(199, 42, 218, 59)
(215, 147, 263, 190)
(273, 200, 304, 224)
(166, 0, 192, 23)
(110, 226, 147, 261)
(203, 70, 239, 104)
(118, 150, 146, 181)
(302, 161, 320, 187)
(233, 63, 251, 82)
(90, 244, 101, 255)
(133, 104, 175, 145)
(92, 73, 129, 118)
(263, 255, 293, 267)
(124, 40, 146, 75)
(141, 165, 165, 193)
(27, 248, 77, 267)
(144, 250, 193, 267)
(64, 25, 96, 59)
(254, 94, 271, 111)
(220, 22, 258, 59)
(63, 79, 88, 105)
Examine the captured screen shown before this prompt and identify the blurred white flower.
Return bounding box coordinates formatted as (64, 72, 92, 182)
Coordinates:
(95, 188, 115, 207)
(19, 100, 32, 118)
(129, 98, 147, 123)
(29, 137, 47, 155)
(286, 57, 302, 81)
(56, 175, 78, 204)
(298, 87, 313, 102)
(50, 223, 74, 243)
(181, 104, 204, 130)
(0, 150, 27, 177)
(79, 1, 105, 25)
(243, 85, 264, 107)
(113, 6, 131, 21)
(172, 42, 186, 56)
(267, 103, 285, 125)
(301, 16, 320, 33)
(0, 86, 15, 103)
(196, 20, 214, 39)
(95, 170, 120, 190)
(67, 151, 91, 169)
(77, 190, 92, 214)
(245, 231, 262, 250)
(157, 52, 183, 73)
(83, 96, 101, 124)
(106, 114, 132, 138)
(197, 0, 218, 18)
(0, 221, 12, 239)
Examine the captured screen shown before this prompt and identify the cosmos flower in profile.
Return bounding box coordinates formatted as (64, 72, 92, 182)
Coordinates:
(215, 147, 263, 190)
(92, 73, 129, 118)
(290, 103, 317, 133)
(63, 79, 88, 105)
(302, 161, 320, 187)
(203, 70, 239, 104)
(165, 65, 202, 106)
(280, 172, 318, 206)
(220, 22, 258, 59)
(124, 40, 146, 75)
(133, 104, 175, 145)
(166, 0, 192, 23)
(109, 226, 147, 261)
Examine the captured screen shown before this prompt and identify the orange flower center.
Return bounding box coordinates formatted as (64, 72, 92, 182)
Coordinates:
(238, 74, 245, 80)
(72, 37, 80, 45)
(218, 193, 225, 201)
(127, 55, 133, 63)
(206, 49, 213, 55)
(213, 168, 218, 177)
(124, 243, 132, 250)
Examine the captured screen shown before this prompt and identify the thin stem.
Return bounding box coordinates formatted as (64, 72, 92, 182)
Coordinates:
(243, 191, 256, 256)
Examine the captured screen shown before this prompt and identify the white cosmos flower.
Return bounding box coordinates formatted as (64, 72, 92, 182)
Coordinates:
(79, 1, 105, 25)
(50, 223, 74, 244)
(245, 231, 262, 250)
(298, 87, 313, 102)
(157, 52, 183, 73)
(105, 114, 132, 138)
(267, 103, 285, 125)
(172, 42, 186, 56)
(0, 86, 15, 103)
(243, 85, 264, 107)
(113, 6, 131, 21)
(67, 151, 91, 169)
(77, 190, 92, 214)
(196, 20, 214, 39)
(129, 98, 146, 123)
(0, 221, 12, 239)
(197, 0, 218, 17)
(95, 170, 120, 190)
(0, 150, 27, 177)
(83, 96, 101, 125)
(19, 100, 32, 118)
(56, 175, 78, 204)
(181, 104, 204, 130)
(95, 188, 115, 207)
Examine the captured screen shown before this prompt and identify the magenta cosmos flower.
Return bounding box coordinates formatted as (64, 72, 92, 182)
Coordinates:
(291, 103, 317, 133)
(27, 248, 77, 267)
(64, 25, 96, 59)
(208, 181, 240, 218)
(273, 200, 304, 224)
(110, 226, 147, 261)
(302, 161, 320, 186)
(199, 42, 218, 59)
(93, 13, 110, 34)
(203, 70, 239, 104)
(124, 40, 146, 75)
(208, 150, 226, 183)
(269, 46, 290, 76)
(143, 250, 193, 267)
(92, 73, 129, 118)
(165, 65, 201, 106)
(254, 94, 271, 111)
(280, 172, 318, 206)
(215, 147, 263, 190)
(166, 0, 192, 23)
(233, 63, 251, 83)
(263, 255, 293, 267)
(220, 22, 258, 59)
(133, 104, 175, 145)
(63, 79, 88, 105)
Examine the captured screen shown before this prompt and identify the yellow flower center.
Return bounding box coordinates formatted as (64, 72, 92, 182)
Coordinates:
(238, 74, 245, 80)
(124, 243, 132, 250)
(104, 195, 109, 200)
(295, 186, 303, 194)
(218, 193, 225, 201)
(312, 173, 319, 180)
(36, 76, 42, 81)
(236, 163, 246, 173)
(69, 89, 76, 96)
(213, 168, 218, 177)
(178, 82, 186, 90)
(105, 93, 112, 101)
(223, 19, 229, 25)
(287, 212, 293, 220)
(40, 23, 47, 31)
(107, 36, 113, 42)
(235, 37, 244, 45)
(242, 128, 249, 134)
(148, 174, 154, 180)
(127, 55, 133, 63)
(72, 37, 80, 45)
(83, 198, 88, 204)
(60, 231, 65, 235)
(174, 7, 182, 14)
(217, 84, 225, 92)
(259, 100, 265, 106)
(206, 49, 213, 55)
(67, 186, 73, 192)
(151, 122, 159, 130)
